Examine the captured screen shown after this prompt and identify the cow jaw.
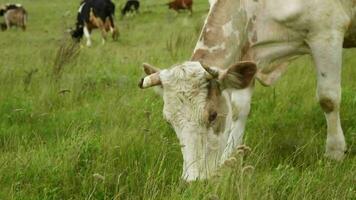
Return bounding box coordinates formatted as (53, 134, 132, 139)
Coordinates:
(178, 126, 229, 181)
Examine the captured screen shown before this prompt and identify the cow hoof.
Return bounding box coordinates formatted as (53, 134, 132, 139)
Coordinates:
(324, 149, 345, 161)
(325, 136, 346, 161)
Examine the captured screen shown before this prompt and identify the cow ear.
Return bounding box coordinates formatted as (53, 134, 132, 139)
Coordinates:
(143, 63, 160, 75)
(220, 61, 257, 89)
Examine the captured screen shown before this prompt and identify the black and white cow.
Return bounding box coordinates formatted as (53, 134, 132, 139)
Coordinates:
(0, 3, 27, 31)
(71, 0, 119, 46)
(121, 0, 140, 17)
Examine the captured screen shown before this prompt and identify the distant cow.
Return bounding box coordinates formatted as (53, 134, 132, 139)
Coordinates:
(0, 4, 27, 31)
(168, 0, 192, 13)
(121, 0, 140, 17)
(71, 0, 119, 46)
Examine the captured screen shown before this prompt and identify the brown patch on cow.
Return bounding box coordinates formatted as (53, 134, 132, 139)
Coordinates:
(204, 80, 228, 134)
(86, 9, 119, 42)
(89, 9, 101, 26)
(191, 49, 208, 62)
(241, 40, 251, 60)
(104, 17, 119, 40)
(191, 0, 242, 67)
(193, 48, 228, 68)
(319, 98, 334, 113)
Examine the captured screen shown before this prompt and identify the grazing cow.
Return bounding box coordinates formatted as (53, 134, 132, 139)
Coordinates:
(71, 0, 119, 46)
(0, 3, 27, 31)
(168, 0, 193, 13)
(121, 0, 140, 17)
(140, 0, 355, 181)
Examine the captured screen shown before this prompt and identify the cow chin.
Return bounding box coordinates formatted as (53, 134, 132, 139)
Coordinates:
(175, 126, 228, 182)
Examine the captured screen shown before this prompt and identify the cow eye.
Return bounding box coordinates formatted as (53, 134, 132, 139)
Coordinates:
(208, 111, 218, 123)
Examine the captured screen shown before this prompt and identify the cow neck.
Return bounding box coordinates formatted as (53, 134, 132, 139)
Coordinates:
(191, 0, 255, 69)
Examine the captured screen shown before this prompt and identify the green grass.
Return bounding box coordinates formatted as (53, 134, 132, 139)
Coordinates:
(0, 0, 355, 199)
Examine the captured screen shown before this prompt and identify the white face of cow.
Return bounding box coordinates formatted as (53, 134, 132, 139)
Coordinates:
(139, 61, 256, 181)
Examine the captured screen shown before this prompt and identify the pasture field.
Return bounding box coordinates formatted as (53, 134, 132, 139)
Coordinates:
(0, 0, 355, 199)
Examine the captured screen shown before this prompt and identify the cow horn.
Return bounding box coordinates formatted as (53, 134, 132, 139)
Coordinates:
(201, 63, 219, 79)
(139, 72, 161, 89)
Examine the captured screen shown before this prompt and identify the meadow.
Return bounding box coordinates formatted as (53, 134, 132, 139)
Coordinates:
(0, 0, 355, 199)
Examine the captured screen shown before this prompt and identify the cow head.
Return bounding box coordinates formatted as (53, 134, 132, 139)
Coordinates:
(0, 23, 6, 31)
(0, 6, 6, 16)
(139, 61, 256, 181)
(70, 24, 84, 41)
(70, 11, 85, 41)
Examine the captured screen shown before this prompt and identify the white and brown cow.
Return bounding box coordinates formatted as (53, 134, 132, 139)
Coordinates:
(0, 4, 27, 31)
(140, 0, 355, 181)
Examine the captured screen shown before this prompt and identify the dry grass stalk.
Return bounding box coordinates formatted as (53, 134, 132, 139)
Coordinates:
(52, 35, 80, 80)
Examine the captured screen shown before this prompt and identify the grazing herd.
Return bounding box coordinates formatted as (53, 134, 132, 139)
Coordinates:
(0, 0, 194, 45)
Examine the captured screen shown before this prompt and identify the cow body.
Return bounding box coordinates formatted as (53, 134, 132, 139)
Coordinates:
(71, 0, 119, 46)
(121, 0, 140, 17)
(140, 0, 355, 181)
(0, 4, 27, 31)
(168, 0, 193, 13)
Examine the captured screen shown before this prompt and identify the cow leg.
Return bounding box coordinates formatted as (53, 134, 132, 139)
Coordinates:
(221, 85, 254, 162)
(83, 25, 92, 46)
(21, 15, 26, 31)
(110, 26, 119, 41)
(106, 17, 118, 41)
(308, 31, 346, 161)
(100, 27, 108, 45)
(4, 14, 10, 30)
(98, 21, 107, 45)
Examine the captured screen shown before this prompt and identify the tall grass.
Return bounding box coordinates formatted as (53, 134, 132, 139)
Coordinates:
(0, 0, 355, 199)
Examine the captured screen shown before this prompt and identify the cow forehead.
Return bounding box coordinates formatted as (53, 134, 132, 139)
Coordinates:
(160, 61, 208, 85)
(159, 62, 211, 101)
